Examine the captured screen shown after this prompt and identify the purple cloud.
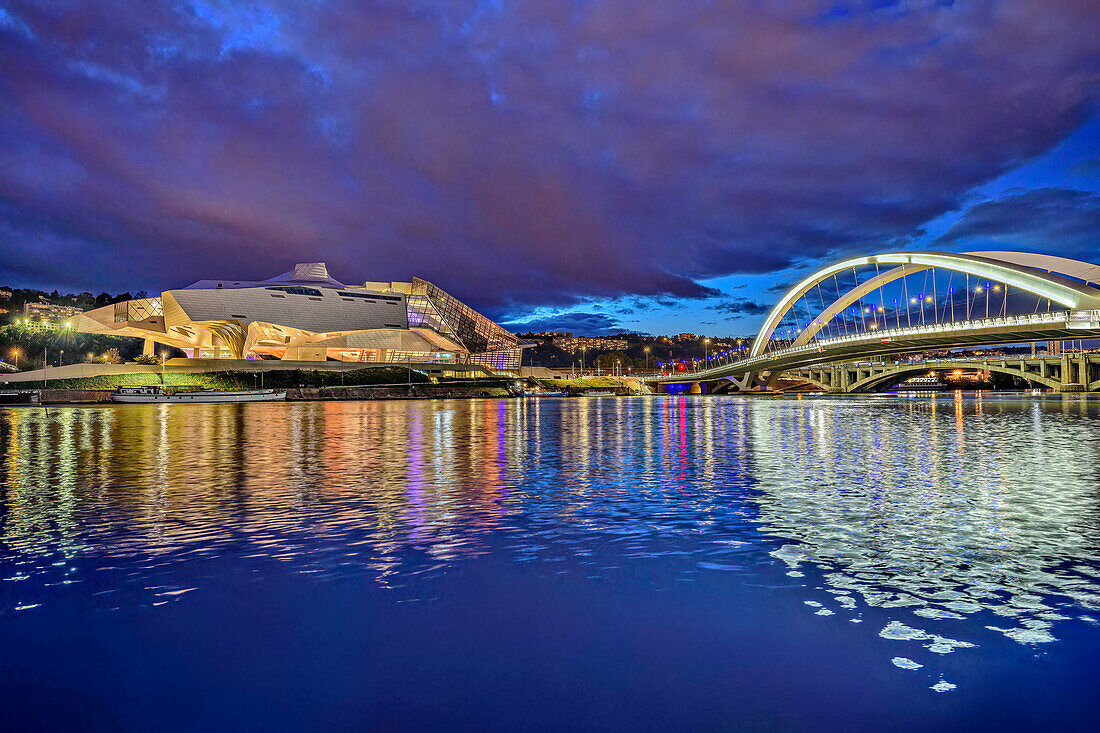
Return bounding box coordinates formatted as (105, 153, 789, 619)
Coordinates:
(503, 311, 623, 336)
(1, 1, 1098, 320)
(936, 188, 1100, 255)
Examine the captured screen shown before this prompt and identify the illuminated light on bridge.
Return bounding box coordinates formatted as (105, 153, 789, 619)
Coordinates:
(652, 251, 1100, 393)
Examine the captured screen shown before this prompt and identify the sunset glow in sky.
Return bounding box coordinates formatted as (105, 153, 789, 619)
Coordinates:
(2, 1, 1098, 335)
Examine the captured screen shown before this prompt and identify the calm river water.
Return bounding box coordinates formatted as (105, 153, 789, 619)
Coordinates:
(1, 394, 1098, 730)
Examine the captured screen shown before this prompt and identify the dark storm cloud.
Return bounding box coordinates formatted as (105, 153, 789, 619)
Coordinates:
(1070, 157, 1100, 176)
(503, 311, 621, 336)
(1, 1, 1098, 317)
(764, 280, 798, 295)
(936, 188, 1100, 254)
(707, 298, 771, 317)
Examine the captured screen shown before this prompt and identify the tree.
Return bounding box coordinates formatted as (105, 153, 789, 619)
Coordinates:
(132, 354, 159, 365)
(594, 351, 635, 370)
(102, 348, 122, 364)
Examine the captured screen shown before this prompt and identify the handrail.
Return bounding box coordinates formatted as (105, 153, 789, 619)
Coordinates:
(661, 309, 1096, 381)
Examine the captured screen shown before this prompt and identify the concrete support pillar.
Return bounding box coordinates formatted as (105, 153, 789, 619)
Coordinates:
(1059, 352, 1082, 391)
(143, 338, 155, 356)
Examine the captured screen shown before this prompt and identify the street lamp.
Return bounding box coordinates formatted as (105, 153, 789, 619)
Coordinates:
(704, 338, 710, 367)
(11, 348, 19, 369)
(59, 350, 64, 367)
(644, 346, 650, 371)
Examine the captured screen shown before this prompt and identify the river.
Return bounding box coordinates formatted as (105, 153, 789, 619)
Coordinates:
(1, 394, 1098, 730)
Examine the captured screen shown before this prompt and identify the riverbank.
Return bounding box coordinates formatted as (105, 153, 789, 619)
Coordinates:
(0, 367, 522, 403)
(0, 371, 652, 403)
(533, 376, 650, 395)
(16, 381, 518, 404)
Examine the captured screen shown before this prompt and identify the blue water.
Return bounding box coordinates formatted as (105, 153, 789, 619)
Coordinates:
(1, 394, 1098, 730)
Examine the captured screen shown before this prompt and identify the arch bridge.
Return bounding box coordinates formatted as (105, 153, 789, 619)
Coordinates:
(651, 251, 1100, 393)
(783, 353, 1100, 394)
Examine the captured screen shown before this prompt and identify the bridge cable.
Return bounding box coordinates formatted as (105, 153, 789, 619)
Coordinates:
(875, 262, 886, 332)
(834, 273, 849, 336)
(855, 267, 868, 334)
(903, 273, 911, 328)
(931, 267, 938, 326)
(814, 281, 829, 339)
(919, 269, 930, 325)
(944, 271, 954, 322)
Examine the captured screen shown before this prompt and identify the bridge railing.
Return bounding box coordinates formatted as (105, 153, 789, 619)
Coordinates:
(670, 310, 1096, 381)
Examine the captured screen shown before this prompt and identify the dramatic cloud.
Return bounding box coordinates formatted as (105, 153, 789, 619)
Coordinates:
(1, 1, 1098, 319)
(503, 311, 622, 336)
(936, 188, 1100, 254)
(707, 297, 771, 318)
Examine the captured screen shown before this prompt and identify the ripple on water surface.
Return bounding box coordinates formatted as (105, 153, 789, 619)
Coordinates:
(1, 393, 1099, 693)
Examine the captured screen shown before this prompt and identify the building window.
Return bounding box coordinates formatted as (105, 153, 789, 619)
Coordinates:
(264, 286, 324, 297)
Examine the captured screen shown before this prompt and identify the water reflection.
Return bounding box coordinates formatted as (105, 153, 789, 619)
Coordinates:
(1, 395, 1099, 683)
(750, 393, 1100, 654)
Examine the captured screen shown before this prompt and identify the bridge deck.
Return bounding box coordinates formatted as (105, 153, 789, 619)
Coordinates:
(652, 310, 1100, 383)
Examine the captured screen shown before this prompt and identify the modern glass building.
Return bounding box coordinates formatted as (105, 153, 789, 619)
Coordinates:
(73, 263, 529, 372)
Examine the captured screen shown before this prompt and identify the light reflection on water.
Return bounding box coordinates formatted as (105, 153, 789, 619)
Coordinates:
(1, 395, 1099, 684)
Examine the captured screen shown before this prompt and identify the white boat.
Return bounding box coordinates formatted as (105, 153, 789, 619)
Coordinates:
(581, 390, 616, 397)
(111, 386, 287, 403)
(896, 375, 946, 392)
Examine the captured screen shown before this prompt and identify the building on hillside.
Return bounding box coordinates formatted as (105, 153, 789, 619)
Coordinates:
(23, 301, 84, 321)
(550, 335, 629, 353)
(0, 290, 11, 300)
(72, 262, 530, 372)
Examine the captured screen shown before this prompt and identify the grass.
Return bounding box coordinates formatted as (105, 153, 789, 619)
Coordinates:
(538, 376, 640, 389)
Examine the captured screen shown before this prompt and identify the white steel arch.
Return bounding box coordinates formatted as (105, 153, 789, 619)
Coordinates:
(752, 252, 1100, 357)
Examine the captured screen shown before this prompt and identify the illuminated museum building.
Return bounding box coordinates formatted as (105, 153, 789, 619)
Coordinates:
(73, 263, 528, 371)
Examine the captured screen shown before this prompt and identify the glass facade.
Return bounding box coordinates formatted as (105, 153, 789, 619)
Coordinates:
(114, 297, 164, 323)
(408, 279, 526, 371)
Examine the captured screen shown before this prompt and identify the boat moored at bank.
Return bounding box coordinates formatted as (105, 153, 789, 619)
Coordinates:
(111, 386, 287, 403)
(0, 390, 40, 406)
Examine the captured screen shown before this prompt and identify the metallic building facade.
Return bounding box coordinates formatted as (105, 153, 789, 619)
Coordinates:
(73, 263, 528, 372)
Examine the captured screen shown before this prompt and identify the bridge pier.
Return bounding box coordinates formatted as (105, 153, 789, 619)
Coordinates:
(654, 352, 1100, 395)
